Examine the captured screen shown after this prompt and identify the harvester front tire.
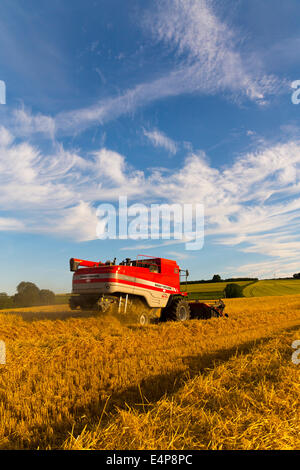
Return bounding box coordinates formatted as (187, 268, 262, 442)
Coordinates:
(169, 298, 191, 322)
(210, 308, 220, 318)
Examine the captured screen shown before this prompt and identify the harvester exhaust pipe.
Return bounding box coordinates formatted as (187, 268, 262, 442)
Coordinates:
(69, 258, 104, 271)
(70, 258, 80, 272)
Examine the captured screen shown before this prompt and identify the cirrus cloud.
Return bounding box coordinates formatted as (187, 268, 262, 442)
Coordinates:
(1, 123, 300, 276)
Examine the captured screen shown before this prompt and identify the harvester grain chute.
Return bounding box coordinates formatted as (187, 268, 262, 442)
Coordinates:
(68, 255, 227, 324)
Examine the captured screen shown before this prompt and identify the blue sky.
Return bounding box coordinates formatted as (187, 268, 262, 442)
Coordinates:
(1, 0, 300, 294)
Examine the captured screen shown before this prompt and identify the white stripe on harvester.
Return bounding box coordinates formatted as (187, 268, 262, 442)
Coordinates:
(74, 272, 177, 291)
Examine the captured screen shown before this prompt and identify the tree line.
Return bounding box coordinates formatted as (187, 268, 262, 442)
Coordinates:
(0, 282, 56, 309)
(184, 274, 259, 284)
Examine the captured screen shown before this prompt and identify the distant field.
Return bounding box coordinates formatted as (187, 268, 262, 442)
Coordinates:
(181, 279, 300, 300)
(180, 281, 251, 300)
(54, 293, 70, 304)
(182, 281, 251, 292)
(244, 279, 300, 297)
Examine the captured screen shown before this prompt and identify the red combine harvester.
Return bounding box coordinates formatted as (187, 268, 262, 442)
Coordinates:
(69, 255, 226, 324)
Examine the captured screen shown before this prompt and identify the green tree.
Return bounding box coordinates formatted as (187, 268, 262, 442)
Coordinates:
(14, 282, 40, 307)
(224, 283, 244, 298)
(0, 293, 13, 309)
(212, 274, 221, 282)
(39, 289, 55, 305)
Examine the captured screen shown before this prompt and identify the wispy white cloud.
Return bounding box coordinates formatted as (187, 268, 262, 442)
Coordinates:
(1, 123, 300, 277)
(13, 107, 56, 139)
(95, 67, 106, 85)
(54, 66, 202, 134)
(232, 258, 300, 280)
(146, 0, 269, 101)
(90, 40, 100, 52)
(166, 251, 190, 260)
(9, 0, 280, 139)
(0, 217, 24, 231)
(143, 128, 177, 154)
(45, 201, 99, 242)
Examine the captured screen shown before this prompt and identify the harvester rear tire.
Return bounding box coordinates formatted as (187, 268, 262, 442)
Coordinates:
(168, 298, 191, 322)
(69, 297, 79, 310)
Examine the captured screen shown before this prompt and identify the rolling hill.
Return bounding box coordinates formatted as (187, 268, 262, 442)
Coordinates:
(243, 279, 300, 297)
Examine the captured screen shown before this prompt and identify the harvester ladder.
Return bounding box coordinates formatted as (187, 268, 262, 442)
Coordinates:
(118, 294, 129, 314)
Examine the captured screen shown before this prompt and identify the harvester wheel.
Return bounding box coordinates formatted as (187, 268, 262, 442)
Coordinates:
(69, 297, 79, 310)
(80, 305, 94, 311)
(210, 309, 220, 318)
(168, 298, 191, 322)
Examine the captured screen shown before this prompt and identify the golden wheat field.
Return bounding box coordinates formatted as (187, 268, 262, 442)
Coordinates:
(0, 295, 299, 450)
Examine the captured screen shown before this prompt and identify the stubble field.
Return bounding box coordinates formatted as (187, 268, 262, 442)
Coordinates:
(0, 295, 299, 450)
